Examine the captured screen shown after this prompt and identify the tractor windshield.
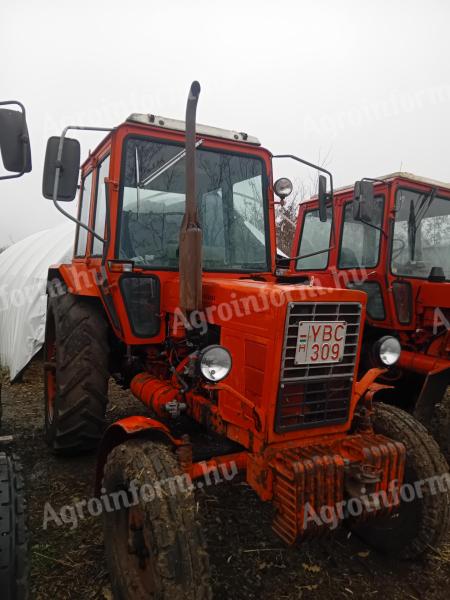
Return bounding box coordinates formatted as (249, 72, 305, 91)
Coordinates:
(392, 188, 450, 280)
(118, 137, 269, 272)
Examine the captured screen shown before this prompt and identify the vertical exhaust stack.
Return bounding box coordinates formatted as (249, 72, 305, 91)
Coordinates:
(179, 81, 203, 314)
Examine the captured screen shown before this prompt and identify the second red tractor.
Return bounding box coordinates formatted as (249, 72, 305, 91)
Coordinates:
(290, 173, 450, 457)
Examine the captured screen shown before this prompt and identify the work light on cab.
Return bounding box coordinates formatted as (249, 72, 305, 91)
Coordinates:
(199, 345, 232, 382)
(374, 336, 401, 367)
(274, 177, 293, 201)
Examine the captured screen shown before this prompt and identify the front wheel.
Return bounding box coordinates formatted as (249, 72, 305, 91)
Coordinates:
(349, 403, 450, 559)
(102, 439, 212, 600)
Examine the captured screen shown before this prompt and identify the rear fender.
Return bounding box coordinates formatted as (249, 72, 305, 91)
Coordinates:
(47, 264, 100, 298)
(95, 416, 182, 494)
(414, 366, 450, 425)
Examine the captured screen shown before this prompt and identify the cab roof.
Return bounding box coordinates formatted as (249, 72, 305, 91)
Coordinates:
(126, 113, 261, 146)
(334, 172, 450, 195)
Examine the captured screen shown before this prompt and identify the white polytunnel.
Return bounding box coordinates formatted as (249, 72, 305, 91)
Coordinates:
(0, 222, 75, 380)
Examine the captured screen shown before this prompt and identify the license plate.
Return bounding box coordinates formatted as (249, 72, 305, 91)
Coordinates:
(294, 321, 347, 365)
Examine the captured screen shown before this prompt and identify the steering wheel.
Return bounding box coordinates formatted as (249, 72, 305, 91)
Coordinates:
(392, 238, 406, 260)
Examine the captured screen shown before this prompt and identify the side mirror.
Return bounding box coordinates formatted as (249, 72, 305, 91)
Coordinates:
(0, 107, 32, 174)
(42, 136, 80, 201)
(353, 180, 374, 222)
(318, 174, 328, 222)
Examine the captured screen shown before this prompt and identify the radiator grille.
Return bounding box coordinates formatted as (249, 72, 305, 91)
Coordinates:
(275, 302, 362, 432)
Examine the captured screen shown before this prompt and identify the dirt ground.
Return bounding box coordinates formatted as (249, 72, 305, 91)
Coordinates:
(1, 357, 449, 600)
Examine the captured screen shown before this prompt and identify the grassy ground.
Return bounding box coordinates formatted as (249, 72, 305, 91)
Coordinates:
(1, 357, 449, 599)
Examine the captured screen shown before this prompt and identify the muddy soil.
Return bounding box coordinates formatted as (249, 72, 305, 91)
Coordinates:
(1, 358, 449, 599)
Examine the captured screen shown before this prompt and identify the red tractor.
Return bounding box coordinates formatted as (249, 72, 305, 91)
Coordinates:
(0, 100, 31, 600)
(42, 85, 449, 599)
(289, 173, 450, 457)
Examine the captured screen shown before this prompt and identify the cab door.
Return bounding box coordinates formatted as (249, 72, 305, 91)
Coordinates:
(336, 192, 390, 326)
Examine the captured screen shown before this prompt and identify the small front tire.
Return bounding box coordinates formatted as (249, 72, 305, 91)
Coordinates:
(102, 439, 212, 600)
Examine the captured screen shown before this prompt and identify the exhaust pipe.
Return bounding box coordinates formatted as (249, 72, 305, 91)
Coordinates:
(179, 81, 202, 314)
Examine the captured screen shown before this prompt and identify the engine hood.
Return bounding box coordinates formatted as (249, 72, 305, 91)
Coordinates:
(164, 275, 367, 335)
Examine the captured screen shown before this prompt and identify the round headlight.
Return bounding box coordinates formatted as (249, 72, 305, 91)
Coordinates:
(274, 177, 293, 200)
(199, 345, 232, 382)
(375, 336, 401, 367)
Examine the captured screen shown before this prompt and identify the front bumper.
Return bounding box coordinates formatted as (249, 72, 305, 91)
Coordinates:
(247, 432, 406, 544)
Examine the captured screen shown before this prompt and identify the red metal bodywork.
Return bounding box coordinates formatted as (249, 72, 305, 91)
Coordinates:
(290, 175, 450, 382)
(50, 122, 408, 542)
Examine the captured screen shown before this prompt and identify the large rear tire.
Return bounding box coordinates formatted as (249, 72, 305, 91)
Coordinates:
(430, 386, 450, 462)
(350, 403, 450, 558)
(0, 452, 28, 600)
(102, 439, 212, 600)
(44, 292, 109, 455)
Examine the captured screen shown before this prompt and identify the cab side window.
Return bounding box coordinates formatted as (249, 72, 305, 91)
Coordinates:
(75, 171, 93, 257)
(338, 196, 384, 269)
(92, 155, 110, 256)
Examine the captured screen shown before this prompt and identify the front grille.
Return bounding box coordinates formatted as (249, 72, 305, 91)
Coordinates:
(275, 302, 362, 432)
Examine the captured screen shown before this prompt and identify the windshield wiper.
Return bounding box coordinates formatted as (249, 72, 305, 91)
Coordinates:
(277, 246, 333, 267)
(139, 139, 203, 188)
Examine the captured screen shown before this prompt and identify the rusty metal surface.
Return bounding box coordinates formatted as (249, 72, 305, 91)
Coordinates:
(179, 81, 203, 313)
(130, 373, 179, 417)
(269, 433, 406, 544)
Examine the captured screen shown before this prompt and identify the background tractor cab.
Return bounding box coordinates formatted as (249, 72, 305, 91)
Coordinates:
(290, 172, 450, 456)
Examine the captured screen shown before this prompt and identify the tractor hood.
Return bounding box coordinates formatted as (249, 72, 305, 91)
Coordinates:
(165, 276, 367, 335)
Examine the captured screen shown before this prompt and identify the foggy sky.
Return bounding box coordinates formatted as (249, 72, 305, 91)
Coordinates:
(1, 0, 450, 247)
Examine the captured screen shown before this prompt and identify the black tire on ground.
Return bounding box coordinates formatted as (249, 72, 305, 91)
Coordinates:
(44, 292, 109, 455)
(0, 452, 28, 600)
(350, 403, 450, 559)
(102, 439, 212, 600)
(430, 386, 450, 462)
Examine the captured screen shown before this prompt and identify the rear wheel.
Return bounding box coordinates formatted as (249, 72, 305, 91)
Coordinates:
(44, 292, 109, 455)
(350, 403, 450, 558)
(0, 452, 28, 600)
(102, 439, 212, 600)
(430, 386, 450, 462)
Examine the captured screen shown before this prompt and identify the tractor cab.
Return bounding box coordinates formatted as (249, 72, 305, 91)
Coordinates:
(42, 110, 281, 346)
(291, 173, 450, 335)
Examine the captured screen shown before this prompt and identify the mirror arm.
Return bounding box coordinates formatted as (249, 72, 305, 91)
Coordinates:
(273, 152, 337, 252)
(361, 177, 388, 185)
(0, 170, 23, 182)
(52, 124, 113, 244)
(358, 218, 388, 239)
(0, 100, 29, 181)
(273, 154, 334, 198)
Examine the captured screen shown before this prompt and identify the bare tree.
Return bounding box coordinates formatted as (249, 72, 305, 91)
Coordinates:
(275, 179, 316, 256)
